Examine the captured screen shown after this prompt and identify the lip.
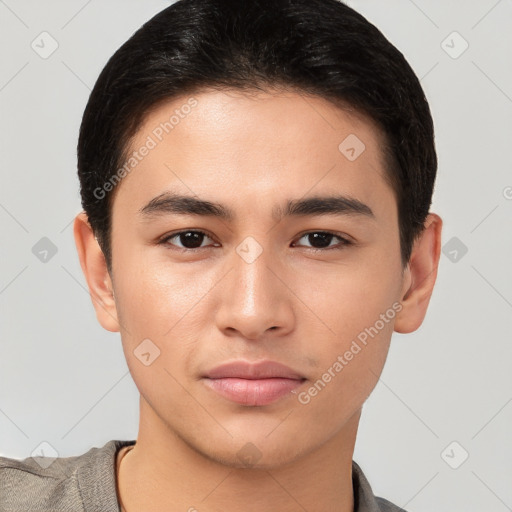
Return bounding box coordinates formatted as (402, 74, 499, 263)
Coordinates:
(202, 360, 306, 406)
(204, 360, 305, 380)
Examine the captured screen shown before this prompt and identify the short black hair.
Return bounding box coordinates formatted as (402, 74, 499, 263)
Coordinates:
(77, 0, 437, 273)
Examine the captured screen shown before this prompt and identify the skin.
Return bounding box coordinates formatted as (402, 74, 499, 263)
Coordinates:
(74, 88, 442, 512)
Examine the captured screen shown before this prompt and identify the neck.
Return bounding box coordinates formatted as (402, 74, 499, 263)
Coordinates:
(117, 398, 360, 512)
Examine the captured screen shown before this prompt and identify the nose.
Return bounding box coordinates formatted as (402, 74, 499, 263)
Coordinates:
(214, 241, 295, 341)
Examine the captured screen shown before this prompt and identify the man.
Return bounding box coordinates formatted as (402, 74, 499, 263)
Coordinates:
(0, 0, 442, 510)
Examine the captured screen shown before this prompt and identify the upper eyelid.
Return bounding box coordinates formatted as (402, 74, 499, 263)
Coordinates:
(294, 229, 351, 241)
(160, 229, 216, 243)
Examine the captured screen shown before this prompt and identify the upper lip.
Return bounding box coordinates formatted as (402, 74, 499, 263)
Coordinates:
(204, 360, 305, 380)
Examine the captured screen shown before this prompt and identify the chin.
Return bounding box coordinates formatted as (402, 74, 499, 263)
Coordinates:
(194, 433, 312, 471)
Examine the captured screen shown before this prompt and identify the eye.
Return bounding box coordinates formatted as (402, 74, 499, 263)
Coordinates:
(293, 231, 353, 251)
(158, 229, 353, 252)
(159, 230, 217, 250)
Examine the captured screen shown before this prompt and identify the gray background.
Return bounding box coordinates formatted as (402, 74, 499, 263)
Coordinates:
(1, 1, 511, 510)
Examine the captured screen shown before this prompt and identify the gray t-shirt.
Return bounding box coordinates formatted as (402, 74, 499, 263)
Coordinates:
(0, 440, 407, 511)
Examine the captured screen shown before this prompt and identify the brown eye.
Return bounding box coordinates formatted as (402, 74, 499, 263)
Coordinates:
(160, 230, 215, 250)
(294, 231, 352, 250)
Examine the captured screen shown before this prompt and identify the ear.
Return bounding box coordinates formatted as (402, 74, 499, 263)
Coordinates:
(394, 213, 443, 334)
(73, 211, 120, 332)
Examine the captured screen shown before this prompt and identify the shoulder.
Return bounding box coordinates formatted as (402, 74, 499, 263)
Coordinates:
(0, 447, 87, 511)
(375, 497, 408, 512)
(352, 460, 408, 512)
(0, 439, 134, 512)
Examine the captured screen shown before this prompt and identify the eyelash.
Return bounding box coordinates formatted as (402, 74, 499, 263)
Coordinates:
(158, 229, 353, 252)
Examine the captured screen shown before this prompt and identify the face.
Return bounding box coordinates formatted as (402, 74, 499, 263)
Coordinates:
(84, 88, 416, 468)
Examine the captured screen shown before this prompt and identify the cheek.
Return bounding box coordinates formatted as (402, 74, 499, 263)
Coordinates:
(113, 259, 204, 410)
(296, 300, 395, 425)
(291, 260, 399, 407)
(114, 246, 217, 334)
(112, 253, 220, 392)
(293, 256, 401, 341)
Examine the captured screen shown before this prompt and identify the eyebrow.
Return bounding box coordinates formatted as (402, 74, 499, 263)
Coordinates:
(138, 191, 375, 222)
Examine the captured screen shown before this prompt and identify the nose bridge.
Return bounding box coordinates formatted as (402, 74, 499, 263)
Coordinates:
(215, 234, 293, 338)
(232, 235, 275, 315)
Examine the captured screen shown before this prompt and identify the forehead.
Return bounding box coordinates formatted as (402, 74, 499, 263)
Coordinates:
(113, 88, 395, 221)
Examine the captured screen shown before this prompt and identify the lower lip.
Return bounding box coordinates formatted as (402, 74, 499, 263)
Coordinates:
(203, 377, 305, 406)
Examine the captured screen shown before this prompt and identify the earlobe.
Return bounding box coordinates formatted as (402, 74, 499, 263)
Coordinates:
(394, 213, 443, 334)
(73, 212, 120, 333)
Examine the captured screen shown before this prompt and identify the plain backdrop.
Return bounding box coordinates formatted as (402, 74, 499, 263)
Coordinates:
(1, 1, 511, 511)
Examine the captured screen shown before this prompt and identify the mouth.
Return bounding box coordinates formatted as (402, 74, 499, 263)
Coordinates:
(202, 360, 307, 406)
